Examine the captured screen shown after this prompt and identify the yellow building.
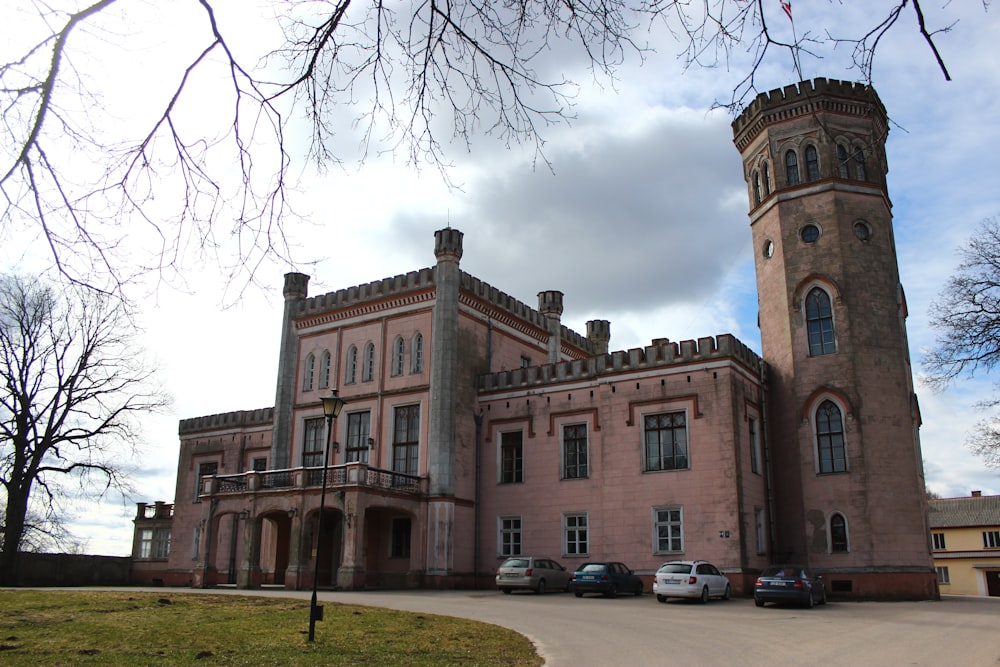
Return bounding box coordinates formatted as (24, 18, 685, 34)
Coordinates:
(928, 492, 1000, 596)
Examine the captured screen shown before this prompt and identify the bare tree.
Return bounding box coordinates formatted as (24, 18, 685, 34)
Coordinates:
(926, 215, 1000, 469)
(0, 273, 168, 584)
(0, 0, 980, 294)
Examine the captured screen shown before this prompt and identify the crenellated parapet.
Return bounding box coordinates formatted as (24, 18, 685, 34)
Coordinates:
(479, 333, 761, 392)
(296, 268, 436, 318)
(179, 407, 274, 435)
(732, 78, 887, 152)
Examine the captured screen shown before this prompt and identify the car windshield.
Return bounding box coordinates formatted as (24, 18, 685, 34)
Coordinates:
(658, 563, 692, 574)
(580, 563, 608, 573)
(501, 559, 530, 568)
(762, 566, 803, 578)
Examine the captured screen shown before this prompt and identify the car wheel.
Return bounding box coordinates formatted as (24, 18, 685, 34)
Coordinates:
(656, 595, 667, 603)
(723, 584, 732, 601)
(700, 586, 710, 604)
(754, 597, 765, 608)
(501, 588, 512, 595)
(536, 579, 546, 595)
(574, 590, 583, 598)
(633, 582, 643, 596)
(605, 585, 619, 598)
(819, 587, 827, 605)
(806, 590, 815, 609)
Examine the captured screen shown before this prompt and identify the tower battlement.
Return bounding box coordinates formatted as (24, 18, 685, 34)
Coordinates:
(478, 333, 760, 392)
(297, 268, 436, 316)
(732, 78, 887, 151)
(179, 407, 274, 435)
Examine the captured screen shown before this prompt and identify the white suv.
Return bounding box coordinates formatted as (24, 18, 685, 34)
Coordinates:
(653, 560, 731, 603)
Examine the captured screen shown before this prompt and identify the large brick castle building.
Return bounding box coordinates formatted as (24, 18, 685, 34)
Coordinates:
(131, 78, 938, 600)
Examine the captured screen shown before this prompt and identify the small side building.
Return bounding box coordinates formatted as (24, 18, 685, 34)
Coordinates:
(928, 491, 1000, 596)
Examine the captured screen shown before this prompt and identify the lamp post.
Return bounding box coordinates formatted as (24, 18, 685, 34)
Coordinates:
(308, 388, 346, 642)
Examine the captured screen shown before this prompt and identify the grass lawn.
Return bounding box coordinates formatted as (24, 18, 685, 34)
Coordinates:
(0, 590, 543, 666)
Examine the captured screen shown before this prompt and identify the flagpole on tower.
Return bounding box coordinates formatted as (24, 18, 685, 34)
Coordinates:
(780, 1, 803, 81)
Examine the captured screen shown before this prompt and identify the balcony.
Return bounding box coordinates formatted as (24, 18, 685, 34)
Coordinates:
(202, 463, 424, 498)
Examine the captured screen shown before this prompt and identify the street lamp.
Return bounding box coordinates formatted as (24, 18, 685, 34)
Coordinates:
(308, 388, 346, 642)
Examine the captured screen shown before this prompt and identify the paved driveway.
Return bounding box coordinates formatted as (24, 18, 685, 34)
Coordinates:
(212, 588, 1000, 666)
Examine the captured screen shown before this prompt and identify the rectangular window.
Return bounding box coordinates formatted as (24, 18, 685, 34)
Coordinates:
(390, 517, 411, 558)
(654, 506, 684, 554)
(984, 530, 1000, 549)
(393, 405, 420, 476)
(194, 461, 218, 502)
(346, 411, 371, 464)
(252, 457, 267, 472)
(755, 507, 766, 555)
(500, 431, 523, 483)
(499, 516, 522, 557)
(749, 416, 761, 475)
(932, 532, 946, 550)
(520, 356, 531, 369)
(562, 424, 588, 479)
(303, 417, 326, 467)
(936, 566, 950, 585)
(153, 528, 171, 559)
(138, 529, 153, 559)
(644, 412, 688, 471)
(564, 513, 588, 556)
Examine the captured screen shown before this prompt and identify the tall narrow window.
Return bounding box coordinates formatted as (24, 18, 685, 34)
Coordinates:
(644, 412, 688, 471)
(345, 345, 358, 384)
(805, 145, 820, 181)
(752, 171, 762, 205)
(749, 416, 761, 475)
(138, 529, 153, 559)
(153, 528, 171, 559)
(806, 287, 836, 356)
(984, 530, 1000, 549)
(345, 411, 371, 464)
(319, 350, 331, 389)
(391, 517, 411, 558)
(854, 147, 867, 181)
(411, 333, 424, 373)
(564, 513, 588, 556)
(654, 506, 683, 553)
(816, 401, 847, 473)
(392, 405, 420, 476)
(562, 424, 588, 479)
(500, 431, 524, 483)
(936, 566, 950, 584)
(391, 336, 405, 376)
(194, 461, 218, 502)
(362, 342, 375, 382)
(499, 516, 522, 557)
(931, 533, 946, 550)
(830, 512, 849, 552)
(303, 417, 326, 467)
(303, 353, 315, 391)
(785, 150, 800, 186)
(837, 144, 851, 178)
(762, 161, 771, 196)
(755, 507, 766, 554)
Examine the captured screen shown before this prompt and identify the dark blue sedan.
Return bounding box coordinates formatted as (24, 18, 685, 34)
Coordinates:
(570, 562, 644, 598)
(754, 564, 826, 608)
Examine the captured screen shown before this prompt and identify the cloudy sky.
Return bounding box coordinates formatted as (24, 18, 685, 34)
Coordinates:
(4, 1, 1000, 555)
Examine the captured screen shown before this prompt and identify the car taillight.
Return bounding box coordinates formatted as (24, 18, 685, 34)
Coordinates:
(754, 578, 763, 587)
(793, 580, 805, 589)
(601, 574, 610, 580)
(525, 568, 533, 576)
(689, 576, 698, 585)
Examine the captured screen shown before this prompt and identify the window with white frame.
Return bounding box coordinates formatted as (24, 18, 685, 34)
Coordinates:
(345, 345, 358, 384)
(303, 417, 326, 467)
(411, 333, 424, 373)
(362, 342, 375, 382)
(562, 424, 588, 479)
(500, 431, 523, 484)
(303, 353, 315, 391)
(153, 527, 171, 559)
(392, 404, 420, 476)
(392, 336, 405, 376)
(755, 507, 766, 555)
(345, 411, 371, 464)
(932, 532, 946, 550)
(830, 512, 849, 553)
(653, 506, 683, 554)
(137, 529, 153, 559)
(816, 400, 848, 474)
(984, 530, 1000, 549)
(499, 516, 522, 557)
(936, 566, 950, 584)
(644, 412, 688, 472)
(749, 416, 762, 475)
(564, 513, 588, 556)
(319, 350, 331, 388)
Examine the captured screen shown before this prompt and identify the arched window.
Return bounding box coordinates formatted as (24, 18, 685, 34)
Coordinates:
(362, 342, 375, 382)
(816, 400, 847, 474)
(830, 512, 849, 552)
(345, 345, 358, 385)
(762, 161, 771, 196)
(319, 350, 331, 389)
(303, 353, 315, 391)
(411, 333, 424, 373)
(785, 150, 800, 186)
(752, 171, 762, 205)
(805, 145, 820, 181)
(854, 147, 866, 181)
(392, 336, 405, 376)
(805, 287, 835, 356)
(837, 144, 850, 179)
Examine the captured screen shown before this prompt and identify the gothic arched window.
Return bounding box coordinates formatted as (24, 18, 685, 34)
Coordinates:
(805, 287, 836, 356)
(362, 342, 376, 382)
(345, 345, 358, 385)
(753, 171, 762, 205)
(319, 350, 331, 389)
(816, 400, 848, 474)
(303, 353, 315, 391)
(392, 336, 405, 376)
(854, 147, 867, 181)
(830, 512, 850, 552)
(411, 333, 424, 373)
(805, 145, 820, 181)
(837, 144, 851, 179)
(785, 150, 800, 186)
(762, 161, 771, 196)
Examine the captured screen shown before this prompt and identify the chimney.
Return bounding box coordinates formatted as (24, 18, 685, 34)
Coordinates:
(971, 490, 982, 497)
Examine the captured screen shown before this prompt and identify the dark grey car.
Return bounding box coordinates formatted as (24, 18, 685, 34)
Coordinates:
(754, 564, 826, 608)
(495, 556, 572, 594)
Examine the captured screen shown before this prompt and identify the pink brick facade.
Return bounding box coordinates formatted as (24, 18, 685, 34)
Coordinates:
(132, 78, 936, 600)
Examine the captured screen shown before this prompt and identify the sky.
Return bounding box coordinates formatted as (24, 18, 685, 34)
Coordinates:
(3, 1, 1000, 556)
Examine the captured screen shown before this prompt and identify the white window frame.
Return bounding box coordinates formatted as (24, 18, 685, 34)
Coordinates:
(391, 336, 405, 376)
(319, 350, 331, 388)
(345, 345, 358, 385)
(411, 333, 424, 373)
(499, 515, 522, 557)
(303, 352, 315, 391)
(362, 342, 375, 382)
(932, 532, 946, 550)
(652, 506, 684, 555)
(984, 530, 1000, 549)
(563, 512, 589, 557)
(560, 423, 589, 480)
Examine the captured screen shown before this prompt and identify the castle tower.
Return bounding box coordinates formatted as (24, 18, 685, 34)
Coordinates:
(732, 79, 936, 599)
(271, 272, 309, 469)
(538, 290, 564, 363)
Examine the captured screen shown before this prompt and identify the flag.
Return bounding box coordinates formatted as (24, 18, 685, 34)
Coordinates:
(781, 1, 792, 22)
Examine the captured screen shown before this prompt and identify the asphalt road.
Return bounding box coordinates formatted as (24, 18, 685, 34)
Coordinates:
(175, 587, 1000, 666)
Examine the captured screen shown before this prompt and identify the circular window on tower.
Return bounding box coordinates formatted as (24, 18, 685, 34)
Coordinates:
(763, 239, 775, 259)
(854, 220, 873, 242)
(800, 223, 821, 243)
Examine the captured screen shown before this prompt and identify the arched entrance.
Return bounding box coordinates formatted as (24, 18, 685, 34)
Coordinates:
(306, 507, 343, 588)
(258, 510, 295, 586)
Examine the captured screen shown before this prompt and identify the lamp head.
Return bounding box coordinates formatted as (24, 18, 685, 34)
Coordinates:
(321, 389, 346, 418)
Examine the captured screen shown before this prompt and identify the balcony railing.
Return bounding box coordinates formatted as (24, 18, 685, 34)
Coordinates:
(206, 463, 422, 497)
